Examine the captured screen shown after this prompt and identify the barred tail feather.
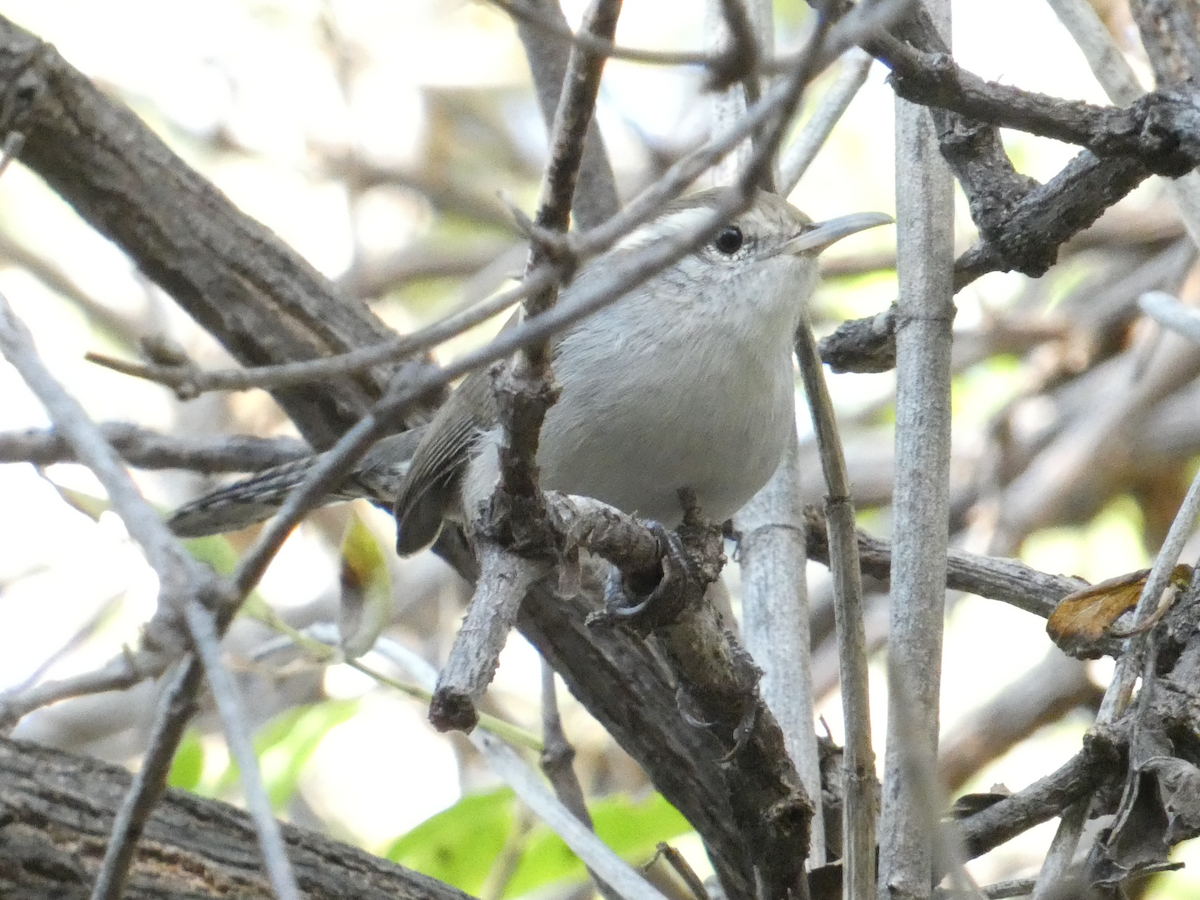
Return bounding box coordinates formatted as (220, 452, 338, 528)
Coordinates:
(168, 456, 327, 537)
(166, 429, 425, 538)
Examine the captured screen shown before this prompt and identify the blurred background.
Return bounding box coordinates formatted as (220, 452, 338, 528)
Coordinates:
(1, 0, 1198, 896)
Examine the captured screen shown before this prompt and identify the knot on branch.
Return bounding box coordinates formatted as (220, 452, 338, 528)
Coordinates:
(818, 305, 897, 374)
(1094, 86, 1200, 178)
(475, 489, 560, 559)
(0, 39, 52, 138)
(885, 48, 956, 99)
(704, 40, 759, 93)
(507, 201, 580, 285)
(544, 492, 663, 572)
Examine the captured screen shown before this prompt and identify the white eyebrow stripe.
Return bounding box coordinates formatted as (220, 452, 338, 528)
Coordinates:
(612, 205, 717, 253)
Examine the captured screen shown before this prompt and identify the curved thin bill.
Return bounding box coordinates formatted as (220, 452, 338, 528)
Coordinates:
(786, 211, 894, 255)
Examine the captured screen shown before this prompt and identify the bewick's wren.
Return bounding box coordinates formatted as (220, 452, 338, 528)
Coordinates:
(168, 189, 891, 550)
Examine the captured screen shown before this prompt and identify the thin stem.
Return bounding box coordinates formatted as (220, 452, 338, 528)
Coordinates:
(185, 603, 301, 900)
(89, 658, 204, 900)
(778, 48, 874, 195)
(795, 318, 875, 899)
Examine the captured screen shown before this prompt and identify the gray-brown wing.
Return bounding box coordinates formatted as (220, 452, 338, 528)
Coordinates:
(394, 298, 587, 555)
(393, 368, 495, 555)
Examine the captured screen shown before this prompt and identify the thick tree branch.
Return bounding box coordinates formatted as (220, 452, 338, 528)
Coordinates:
(0, 735, 477, 900)
(0, 15, 406, 449)
(882, 41, 1200, 178)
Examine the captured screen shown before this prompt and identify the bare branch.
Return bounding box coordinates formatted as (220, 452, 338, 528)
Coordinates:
(508, 0, 620, 228)
(183, 603, 301, 900)
(880, 39, 1200, 177)
(794, 318, 876, 896)
(0, 423, 309, 472)
(0, 15, 401, 449)
(90, 658, 204, 900)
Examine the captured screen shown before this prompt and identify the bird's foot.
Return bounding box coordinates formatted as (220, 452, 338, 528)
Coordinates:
(587, 522, 703, 632)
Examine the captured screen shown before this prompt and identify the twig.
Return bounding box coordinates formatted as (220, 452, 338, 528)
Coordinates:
(979, 878, 1036, 900)
(647, 844, 712, 900)
(957, 733, 1120, 859)
(184, 603, 301, 900)
(794, 318, 875, 897)
(82, 274, 557, 396)
(0, 652, 153, 732)
(1045, 0, 1200, 250)
(1099, 457, 1200, 712)
(336, 238, 519, 300)
(1028, 802, 1088, 900)
(952, 148, 1150, 287)
(539, 661, 622, 900)
(539, 662, 592, 827)
(1126, 0, 1200, 88)
(489, 0, 721, 68)
(712, 0, 767, 100)
(89, 657, 204, 900)
(778, 47, 874, 195)
(1139, 289, 1200, 345)
(1, 592, 126, 699)
(733, 434, 824, 863)
(0, 130, 24, 178)
(249, 618, 544, 750)
(888, 671, 985, 900)
(879, 37, 1200, 176)
(0, 290, 209, 593)
(706, 0, 770, 187)
(432, 0, 621, 732)
(0, 423, 310, 471)
(429, 545, 550, 732)
(509, 0, 619, 229)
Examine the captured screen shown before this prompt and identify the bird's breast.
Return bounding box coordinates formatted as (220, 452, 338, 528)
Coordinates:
(536, 320, 796, 524)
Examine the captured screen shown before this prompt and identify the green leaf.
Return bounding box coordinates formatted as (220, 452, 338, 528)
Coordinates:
(181, 533, 241, 575)
(386, 787, 516, 894)
(387, 788, 691, 897)
(47, 484, 110, 521)
(168, 731, 205, 791)
(505, 792, 691, 897)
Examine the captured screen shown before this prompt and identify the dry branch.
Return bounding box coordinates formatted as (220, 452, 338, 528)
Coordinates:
(0, 735, 476, 900)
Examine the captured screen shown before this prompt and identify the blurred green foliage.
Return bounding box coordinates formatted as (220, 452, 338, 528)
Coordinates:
(388, 787, 691, 897)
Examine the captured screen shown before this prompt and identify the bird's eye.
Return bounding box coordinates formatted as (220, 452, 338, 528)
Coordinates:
(712, 225, 743, 255)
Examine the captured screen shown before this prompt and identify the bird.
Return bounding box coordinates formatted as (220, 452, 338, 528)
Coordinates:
(168, 188, 891, 553)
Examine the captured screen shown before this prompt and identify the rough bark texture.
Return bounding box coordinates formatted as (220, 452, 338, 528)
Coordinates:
(0, 736, 476, 900)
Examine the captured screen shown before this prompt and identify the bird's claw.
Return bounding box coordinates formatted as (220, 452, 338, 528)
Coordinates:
(587, 522, 701, 631)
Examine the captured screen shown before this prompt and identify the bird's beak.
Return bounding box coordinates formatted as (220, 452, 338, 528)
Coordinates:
(786, 211, 894, 254)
